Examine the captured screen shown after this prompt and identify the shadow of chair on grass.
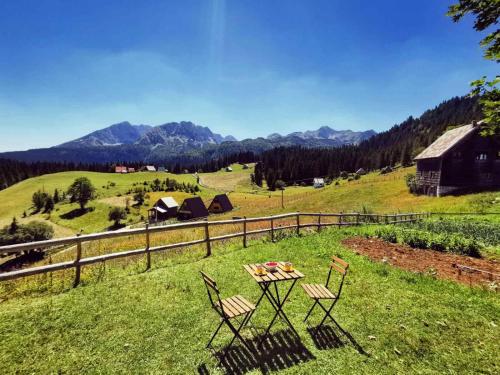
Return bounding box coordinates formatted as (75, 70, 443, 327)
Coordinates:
(198, 328, 315, 375)
(307, 319, 368, 356)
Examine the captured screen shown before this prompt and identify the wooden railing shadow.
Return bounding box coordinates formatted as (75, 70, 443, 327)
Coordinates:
(199, 328, 315, 374)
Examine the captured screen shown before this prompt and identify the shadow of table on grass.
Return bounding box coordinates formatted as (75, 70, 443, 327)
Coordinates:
(198, 328, 315, 375)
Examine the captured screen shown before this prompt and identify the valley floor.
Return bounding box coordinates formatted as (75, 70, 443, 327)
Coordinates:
(0, 164, 498, 236)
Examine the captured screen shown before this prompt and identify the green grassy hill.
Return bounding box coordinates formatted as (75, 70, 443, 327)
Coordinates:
(0, 171, 217, 234)
(0, 228, 498, 374)
(0, 165, 498, 236)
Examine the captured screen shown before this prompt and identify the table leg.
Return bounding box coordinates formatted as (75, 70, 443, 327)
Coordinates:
(258, 279, 300, 343)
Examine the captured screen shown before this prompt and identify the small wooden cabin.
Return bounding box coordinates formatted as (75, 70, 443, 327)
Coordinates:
(177, 197, 209, 220)
(208, 194, 233, 214)
(414, 122, 500, 196)
(115, 166, 128, 174)
(148, 197, 178, 222)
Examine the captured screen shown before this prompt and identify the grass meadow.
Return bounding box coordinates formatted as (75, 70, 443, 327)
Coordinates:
(0, 165, 498, 237)
(0, 227, 498, 374)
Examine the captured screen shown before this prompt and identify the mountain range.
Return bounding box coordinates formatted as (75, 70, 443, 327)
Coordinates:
(0, 121, 376, 164)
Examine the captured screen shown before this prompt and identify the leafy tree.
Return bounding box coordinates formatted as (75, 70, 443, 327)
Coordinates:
(67, 177, 96, 210)
(44, 196, 55, 213)
(133, 187, 146, 206)
(9, 217, 18, 235)
(53, 188, 60, 203)
(447, 0, 499, 135)
(32, 190, 48, 212)
(108, 207, 127, 227)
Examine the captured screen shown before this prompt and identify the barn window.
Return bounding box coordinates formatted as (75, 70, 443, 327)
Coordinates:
(475, 153, 488, 161)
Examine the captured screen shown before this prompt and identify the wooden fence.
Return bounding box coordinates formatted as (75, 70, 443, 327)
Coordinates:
(0, 211, 429, 285)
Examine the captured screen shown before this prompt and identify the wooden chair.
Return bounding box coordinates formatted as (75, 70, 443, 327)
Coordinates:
(301, 256, 349, 328)
(200, 271, 256, 360)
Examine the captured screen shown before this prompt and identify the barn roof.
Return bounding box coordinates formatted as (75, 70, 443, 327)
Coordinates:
(150, 206, 167, 214)
(179, 197, 208, 217)
(210, 194, 233, 211)
(157, 197, 178, 208)
(313, 178, 324, 184)
(414, 123, 478, 160)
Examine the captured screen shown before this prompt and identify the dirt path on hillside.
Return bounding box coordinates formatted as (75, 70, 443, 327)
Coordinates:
(342, 237, 499, 288)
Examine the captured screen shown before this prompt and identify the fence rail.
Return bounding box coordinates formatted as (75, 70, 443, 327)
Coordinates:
(0, 211, 429, 284)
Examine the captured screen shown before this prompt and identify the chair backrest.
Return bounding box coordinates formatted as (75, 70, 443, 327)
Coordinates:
(200, 271, 225, 316)
(325, 256, 349, 298)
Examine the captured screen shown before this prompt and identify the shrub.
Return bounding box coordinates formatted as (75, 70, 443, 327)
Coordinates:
(0, 220, 54, 246)
(405, 173, 418, 194)
(374, 225, 482, 257)
(108, 207, 127, 227)
(375, 227, 398, 243)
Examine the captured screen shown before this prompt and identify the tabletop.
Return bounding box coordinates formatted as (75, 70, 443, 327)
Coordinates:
(243, 262, 304, 284)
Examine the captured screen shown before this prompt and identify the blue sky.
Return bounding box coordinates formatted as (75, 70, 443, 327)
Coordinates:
(0, 0, 496, 151)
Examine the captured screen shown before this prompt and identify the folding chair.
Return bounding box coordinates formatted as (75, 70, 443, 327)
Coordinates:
(301, 256, 349, 328)
(200, 271, 256, 360)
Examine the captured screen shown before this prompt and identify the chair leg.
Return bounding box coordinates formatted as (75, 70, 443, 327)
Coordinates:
(317, 299, 338, 328)
(304, 300, 319, 322)
(207, 320, 225, 348)
(219, 316, 255, 363)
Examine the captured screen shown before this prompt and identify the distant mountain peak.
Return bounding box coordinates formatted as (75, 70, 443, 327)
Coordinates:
(57, 122, 152, 148)
(267, 126, 376, 145)
(135, 121, 236, 148)
(57, 121, 236, 149)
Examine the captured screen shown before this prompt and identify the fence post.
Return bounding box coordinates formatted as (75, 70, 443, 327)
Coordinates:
(243, 216, 247, 248)
(204, 219, 211, 257)
(73, 233, 82, 288)
(339, 213, 343, 227)
(296, 213, 300, 235)
(145, 222, 151, 270)
(356, 213, 360, 226)
(317, 213, 321, 232)
(271, 216, 275, 242)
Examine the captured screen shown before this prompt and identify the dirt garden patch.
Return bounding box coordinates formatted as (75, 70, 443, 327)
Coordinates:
(343, 237, 500, 288)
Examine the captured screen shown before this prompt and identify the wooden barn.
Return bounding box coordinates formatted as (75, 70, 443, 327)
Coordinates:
(148, 197, 178, 222)
(177, 197, 209, 220)
(414, 122, 500, 196)
(208, 194, 233, 214)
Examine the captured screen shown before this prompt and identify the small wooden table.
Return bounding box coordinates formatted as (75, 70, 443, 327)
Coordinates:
(243, 262, 304, 342)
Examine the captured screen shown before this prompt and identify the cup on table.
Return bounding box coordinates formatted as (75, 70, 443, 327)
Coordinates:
(284, 262, 293, 272)
(256, 264, 265, 275)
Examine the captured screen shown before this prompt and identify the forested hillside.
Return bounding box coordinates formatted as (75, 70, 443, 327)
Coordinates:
(258, 96, 483, 188)
(0, 160, 112, 191)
